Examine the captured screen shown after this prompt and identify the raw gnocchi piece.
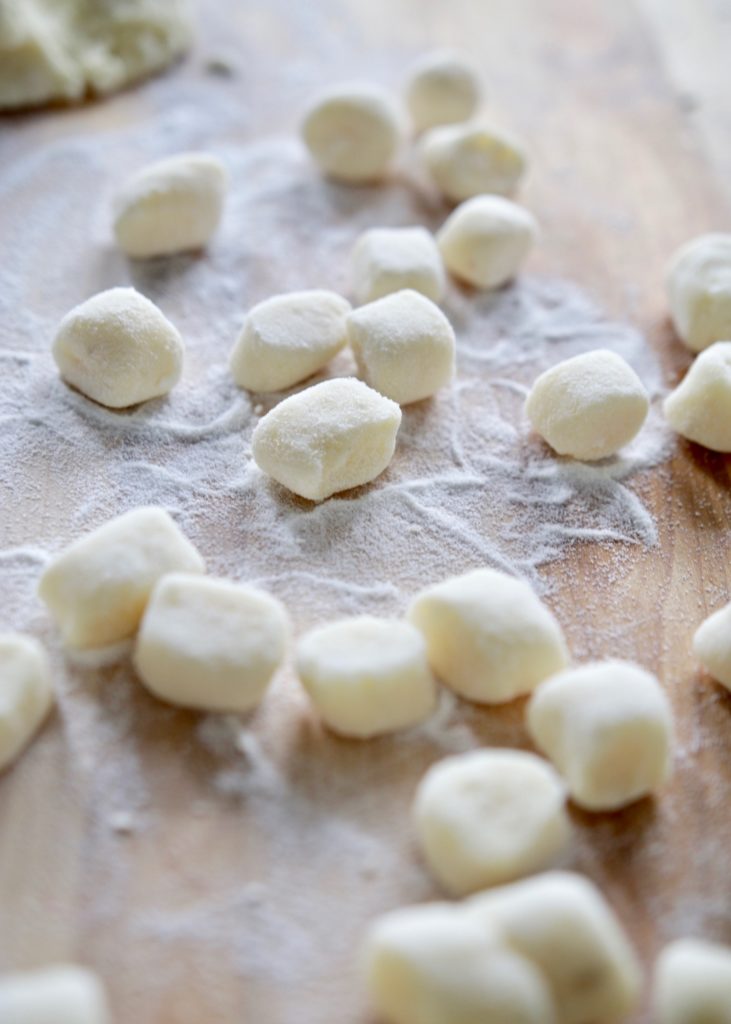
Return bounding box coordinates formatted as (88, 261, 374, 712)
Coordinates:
(437, 195, 538, 290)
(666, 233, 731, 352)
(350, 226, 445, 305)
(663, 341, 731, 452)
(420, 122, 527, 203)
(693, 599, 731, 689)
(0, 633, 53, 771)
(653, 938, 731, 1024)
(0, 964, 111, 1024)
(405, 50, 481, 134)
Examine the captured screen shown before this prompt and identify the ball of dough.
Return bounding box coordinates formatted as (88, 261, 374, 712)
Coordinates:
(350, 226, 445, 305)
(113, 152, 228, 259)
(229, 290, 351, 393)
(251, 377, 402, 501)
(407, 568, 569, 704)
(653, 938, 731, 1024)
(134, 573, 289, 712)
(437, 195, 538, 290)
(0, 964, 111, 1024)
(296, 616, 437, 739)
(38, 506, 205, 650)
(0, 633, 53, 772)
(525, 349, 650, 461)
(420, 123, 527, 204)
(301, 83, 402, 184)
(527, 660, 674, 811)
(346, 289, 456, 404)
(413, 749, 571, 896)
(693, 599, 731, 689)
(663, 341, 731, 452)
(405, 50, 481, 134)
(52, 286, 184, 409)
(666, 233, 731, 352)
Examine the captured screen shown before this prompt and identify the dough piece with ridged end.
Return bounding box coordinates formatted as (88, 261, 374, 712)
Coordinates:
(407, 568, 568, 704)
(53, 286, 184, 409)
(666, 234, 731, 352)
(527, 660, 674, 811)
(653, 938, 731, 1024)
(421, 123, 527, 203)
(437, 195, 538, 290)
(0, 964, 112, 1023)
(663, 341, 731, 452)
(251, 377, 401, 501)
(405, 50, 481, 134)
(38, 507, 205, 650)
(693, 599, 731, 689)
(350, 226, 445, 305)
(0, 633, 53, 772)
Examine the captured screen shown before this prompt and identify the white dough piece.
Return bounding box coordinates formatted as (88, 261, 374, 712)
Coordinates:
(663, 341, 731, 452)
(0, 633, 53, 772)
(113, 152, 227, 258)
(413, 749, 571, 896)
(301, 83, 402, 184)
(693, 599, 731, 690)
(437, 195, 538, 290)
(468, 872, 641, 1024)
(229, 290, 350, 393)
(251, 377, 401, 501)
(407, 568, 568, 704)
(405, 50, 481, 134)
(134, 573, 289, 712)
(296, 616, 437, 738)
(527, 660, 674, 811)
(363, 901, 556, 1024)
(420, 123, 527, 203)
(0, 964, 111, 1023)
(346, 289, 456, 404)
(38, 507, 205, 650)
(666, 233, 731, 352)
(653, 938, 731, 1024)
(350, 226, 445, 305)
(52, 287, 184, 409)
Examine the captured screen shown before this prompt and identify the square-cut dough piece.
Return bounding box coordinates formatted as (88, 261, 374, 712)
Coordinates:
(666, 233, 731, 352)
(693, 599, 731, 689)
(350, 226, 445, 305)
(0, 632, 53, 771)
(653, 938, 731, 1024)
(0, 964, 111, 1024)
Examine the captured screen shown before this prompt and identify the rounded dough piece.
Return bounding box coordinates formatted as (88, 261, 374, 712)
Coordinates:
(405, 50, 481, 134)
(251, 377, 402, 502)
(526, 349, 649, 461)
(413, 749, 570, 896)
(666, 233, 731, 352)
(296, 616, 437, 738)
(0, 633, 53, 772)
(437, 195, 538, 290)
(420, 123, 527, 203)
(350, 226, 445, 305)
(663, 341, 731, 452)
(301, 83, 402, 184)
(134, 573, 289, 712)
(346, 289, 456, 404)
(52, 286, 184, 409)
(653, 938, 731, 1024)
(693, 599, 731, 689)
(407, 568, 569, 704)
(229, 290, 350, 393)
(113, 152, 227, 258)
(0, 964, 111, 1024)
(527, 660, 674, 811)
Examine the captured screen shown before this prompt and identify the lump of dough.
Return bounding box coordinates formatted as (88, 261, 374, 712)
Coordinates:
(229, 290, 350, 393)
(527, 660, 673, 811)
(413, 749, 570, 896)
(526, 349, 649, 461)
(0, 633, 53, 772)
(0, 964, 111, 1024)
(113, 152, 227, 258)
(693, 599, 731, 689)
(420, 122, 527, 204)
(663, 341, 731, 452)
(38, 507, 205, 651)
(251, 377, 401, 501)
(437, 195, 538, 290)
(653, 938, 731, 1024)
(346, 289, 455, 404)
(350, 226, 445, 305)
(296, 616, 437, 738)
(407, 568, 569, 704)
(666, 233, 731, 352)
(301, 83, 402, 184)
(134, 573, 289, 712)
(405, 50, 481, 134)
(52, 286, 184, 409)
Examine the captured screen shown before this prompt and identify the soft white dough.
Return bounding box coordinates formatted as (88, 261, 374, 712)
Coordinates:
(526, 349, 649, 461)
(350, 226, 445, 305)
(405, 50, 481, 134)
(663, 341, 731, 452)
(296, 616, 437, 738)
(38, 507, 205, 650)
(527, 660, 674, 811)
(134, 573, 289, 712)
(301, 83, 402, 184)
(693, 599, 731, 690)
(420, 122, 527, 203)
(52, 286, 184, 409)
(113, 152, 227, 258)
(229, 290, 351, 392)
(413, 749, 571, 896)
(407, 568, 569, 704)
(437, 195, 538, 290)
(0, 964, 112, 1024)
(0, 633, 53, 772)
(653, 938, 731, 1024)
(666, 233, 731, 352)
(251, 377, 402, 501)
(346, 289, 456, 404)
